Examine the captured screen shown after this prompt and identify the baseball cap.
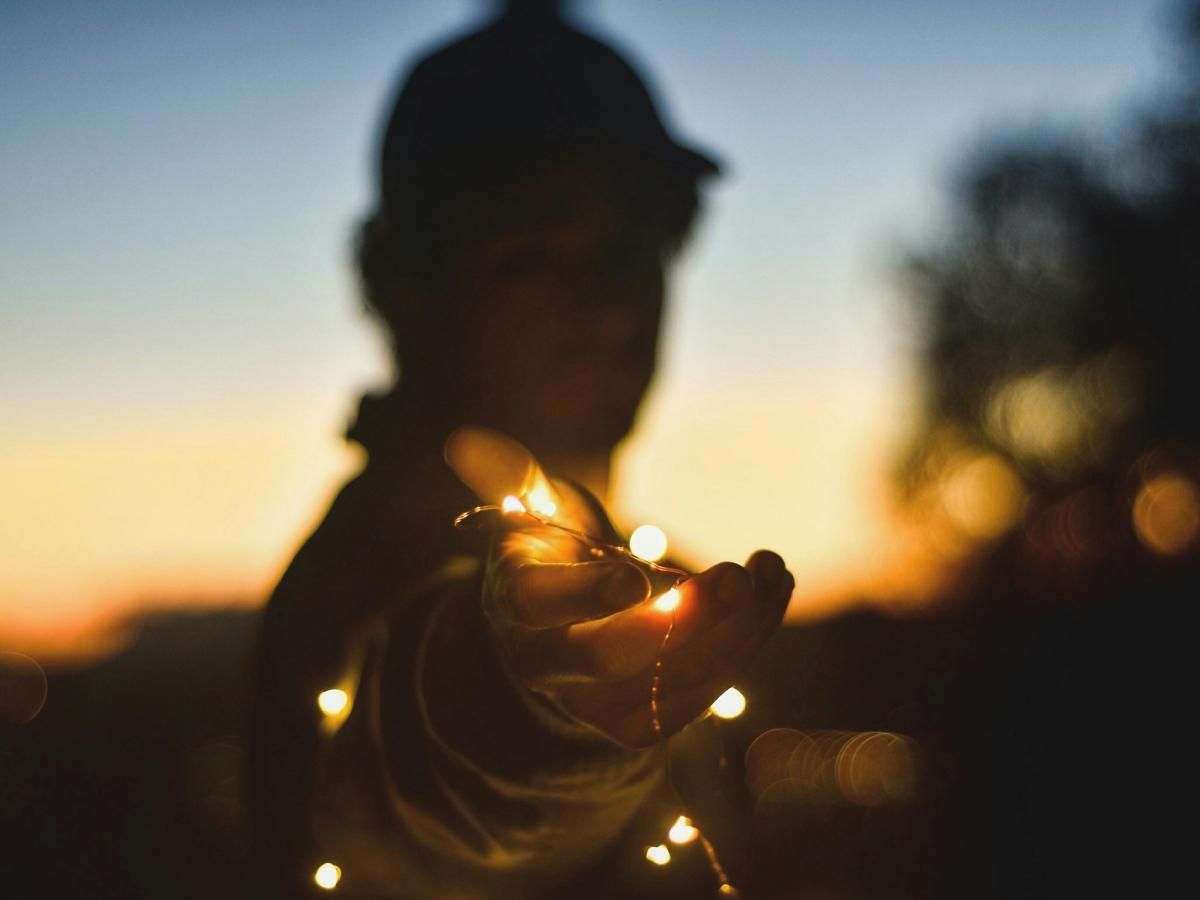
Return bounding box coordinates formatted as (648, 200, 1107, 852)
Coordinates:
(377, 0, 721, 214)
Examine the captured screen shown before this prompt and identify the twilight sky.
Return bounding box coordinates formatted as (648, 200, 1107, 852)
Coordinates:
(0, 0, 1175, 651)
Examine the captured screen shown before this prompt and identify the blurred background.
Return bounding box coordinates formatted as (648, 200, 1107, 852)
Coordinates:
(1, 0, 1180, 657)
(4, 1, 1199, 897)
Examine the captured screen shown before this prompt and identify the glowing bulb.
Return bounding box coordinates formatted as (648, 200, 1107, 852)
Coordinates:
(668, 815, 699, 845)
(501, 495, 526, 514)
(709, 687, 746, 719)
(314, 862, 341, 890)
(629, 524, 668, 562)
(653, 587, 681, 613)
(317, 689, 348, 717)
(645, 844, 671, 866)
(526, 483, 557, 517)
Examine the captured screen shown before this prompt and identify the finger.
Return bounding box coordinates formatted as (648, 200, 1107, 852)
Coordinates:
(556, 553, 794, 743)
(514, 562, 751, 688)
(495, 560, 650, 629)
(550, 477, 620, 542)
(489, 493, 616, 566)
(444, 425, 546, 506)
(745, 549, 794, 618)
(495, 520, 586, 568)
(654, 550, 791, 687)
(559, 591, 776, 737)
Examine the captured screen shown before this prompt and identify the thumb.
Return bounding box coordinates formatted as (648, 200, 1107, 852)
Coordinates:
(445, 425, 554, 510)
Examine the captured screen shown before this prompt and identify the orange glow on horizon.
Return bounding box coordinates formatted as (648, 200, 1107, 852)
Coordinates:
(614, 380, 907, 623)
(3, 379, 910, 660)
(0, 408, 363, 660)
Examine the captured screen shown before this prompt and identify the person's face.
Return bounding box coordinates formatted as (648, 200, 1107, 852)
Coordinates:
(440, 153, 681, 459)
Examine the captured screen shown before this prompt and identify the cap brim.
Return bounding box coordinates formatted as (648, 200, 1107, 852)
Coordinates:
(671, 142, 722, 179)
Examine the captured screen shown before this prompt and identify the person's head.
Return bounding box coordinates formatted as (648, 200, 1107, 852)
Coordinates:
(356, 1, 718, 460)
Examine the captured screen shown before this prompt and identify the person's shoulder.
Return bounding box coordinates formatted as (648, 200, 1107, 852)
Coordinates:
(270, 457, 420, 598)
(263, 449, 481, 654)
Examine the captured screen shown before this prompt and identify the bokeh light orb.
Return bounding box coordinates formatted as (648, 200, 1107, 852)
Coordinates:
(939, 451, 1024, 541)
(1133, 473, 1200, 555)
(668, 815, 699, 844)
(317, 689, 348, 717)
(629, 524, 668, 562)
(710, 687, 746, 719)
(314, 862, 341, 890)
(645, 844, 671, 866)
(0, 648, 47, 724)
(0, 652, 48, 724)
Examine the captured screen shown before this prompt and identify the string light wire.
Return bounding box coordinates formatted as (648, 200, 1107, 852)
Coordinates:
(454, 502, 691, 581)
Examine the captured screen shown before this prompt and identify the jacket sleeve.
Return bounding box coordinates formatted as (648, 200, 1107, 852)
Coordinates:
(308, 554, 664, 899)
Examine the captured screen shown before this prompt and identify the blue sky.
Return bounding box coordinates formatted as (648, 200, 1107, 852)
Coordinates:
(0, 0, 1179, 642)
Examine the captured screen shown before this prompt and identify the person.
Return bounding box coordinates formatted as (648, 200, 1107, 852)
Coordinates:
(251, 4, 793, 897)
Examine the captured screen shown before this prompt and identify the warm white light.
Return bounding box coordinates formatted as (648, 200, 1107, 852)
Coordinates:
(653, 587, 681, 613)
(501, 495, 526, 514)
(317, 689, 348, 717)
(629, 524, 668, 562)
(709, 687, 746, 719)
(668, 815, 699, 845)
(314, 862, 341, 890)
(645, 844, 671, 866)
(525, 484, 557, 517)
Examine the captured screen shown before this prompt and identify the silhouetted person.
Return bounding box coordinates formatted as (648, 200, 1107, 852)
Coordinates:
(252, 4, 792, 898)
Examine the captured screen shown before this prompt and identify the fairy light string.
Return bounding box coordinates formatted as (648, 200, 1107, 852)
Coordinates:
(453, 494, 742, 898)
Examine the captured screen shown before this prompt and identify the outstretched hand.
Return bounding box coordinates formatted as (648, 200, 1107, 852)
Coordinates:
(445, 426, 793, 749)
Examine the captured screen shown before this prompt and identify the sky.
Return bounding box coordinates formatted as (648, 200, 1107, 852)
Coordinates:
(0, 0, 1176, 653)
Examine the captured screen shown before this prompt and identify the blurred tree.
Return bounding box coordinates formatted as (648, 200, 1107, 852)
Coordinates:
(901, 0, 1200, 505)
(878, 8, 1200, 896)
